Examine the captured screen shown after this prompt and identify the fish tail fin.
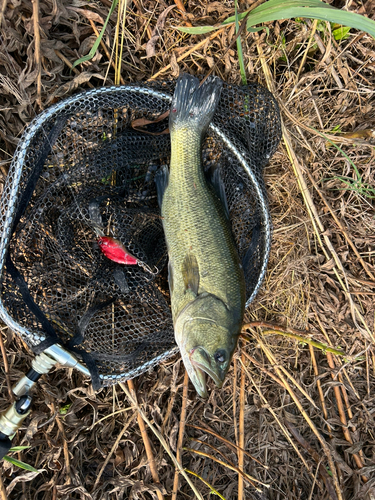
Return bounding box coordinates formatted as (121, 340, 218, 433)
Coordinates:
(169, 74, 223, 134)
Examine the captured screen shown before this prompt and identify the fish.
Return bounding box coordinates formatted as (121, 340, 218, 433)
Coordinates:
(97, 236, 138, 265)
(155, 74, 246, 398)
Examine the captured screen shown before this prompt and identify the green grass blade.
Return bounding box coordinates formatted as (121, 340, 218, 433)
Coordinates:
(177, 25, 218, 34)
(223, 0, 330, 23)
(3, 455, 39, 472)
(73, 0, 119, 68)
(245, 4, 375, 37)
(235, 0, 247, 84)
(223, 0, 375, 38)
(9, 446, 31, 452)
(185, 469, 227, 500)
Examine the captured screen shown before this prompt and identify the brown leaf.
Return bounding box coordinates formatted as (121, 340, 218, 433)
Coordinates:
(67, 7, 105, 24)
(131, 110, 170, 135)
(46, 72, 105, 104)
(146, 5, 176, 58)
(6, 471, 43, 495)
(170, 51, 179, 77)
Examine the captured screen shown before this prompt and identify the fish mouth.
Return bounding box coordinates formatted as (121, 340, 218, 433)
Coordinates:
(189, 347, 224, 397)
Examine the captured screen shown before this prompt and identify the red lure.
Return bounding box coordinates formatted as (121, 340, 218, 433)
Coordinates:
(97, 236, 138, 265)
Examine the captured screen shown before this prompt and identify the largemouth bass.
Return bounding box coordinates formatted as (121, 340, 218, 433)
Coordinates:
(156, 74, 246, 398)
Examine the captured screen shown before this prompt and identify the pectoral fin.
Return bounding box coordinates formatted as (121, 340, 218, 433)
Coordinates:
(182, 254, 200, 295)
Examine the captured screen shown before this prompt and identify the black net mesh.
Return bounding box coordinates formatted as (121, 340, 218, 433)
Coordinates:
(0, 80, 281, 387)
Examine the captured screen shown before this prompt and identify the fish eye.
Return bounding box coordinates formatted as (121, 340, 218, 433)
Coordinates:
(214, 350, 227, 364)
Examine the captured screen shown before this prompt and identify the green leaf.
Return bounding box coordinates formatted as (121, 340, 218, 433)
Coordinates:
(235, 0, 247, 85)
(247, 25, 268, 33)
(331, 124, 342, 133)
(224, 0, 331, 24)
(177, 0, 375, 41)
(176, 25, 218, 34)
(332, 25, 351, 40)
(73, 0, 119, 68)
(3, 456, 39, 472)
(59, 403, 72, 415)
(9, 446, 31, 452)
(228, 0, 375, 39)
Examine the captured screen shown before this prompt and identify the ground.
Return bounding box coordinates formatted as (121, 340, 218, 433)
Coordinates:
(0, 0, 375, 499)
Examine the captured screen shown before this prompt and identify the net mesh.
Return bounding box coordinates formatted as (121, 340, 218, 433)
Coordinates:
(0, 80, 281, 387)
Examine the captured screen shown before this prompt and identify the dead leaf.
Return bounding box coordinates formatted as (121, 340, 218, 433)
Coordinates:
(131, 110, 170, 135)
(67, 7, 105, 25)
(46, 72, 105, 104)
(146, 5, 176, 58)
(320, 258, 335, 271)
(170, 51, 179, 78)
(6, 471, 43, 495)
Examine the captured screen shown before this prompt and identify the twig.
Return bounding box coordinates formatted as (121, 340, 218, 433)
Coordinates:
(257, 39, 374, 343)
(191, 436, 267, 487)
(184, 448, 267, 491)
(150, 27, 226, 80)
(0, 328, 13, 402)
(337, 369, 368, 474)
(119, 382, 204, 500)
(184, 470, 226, 500)
(233, 358, 238, 447)
(243, 351, 285, 386)
(173, 0, 193, 27)
(242, 333, 320, 409)
(31, 0, 42, 108)
(309, 21, 343, 89)
(238, 349, 245, 500)
(239, 358, 317, 481)
(89, 20, 125, 85)
(56, 417, 71, 485)
(306, 170, 375, 282)
(255, 334, 343, 500)
(0, 472, 7, 500)
(127, 379, 164, 500)
(242, 327, 345, 358)
(187, 423, 266, 467)
(54, 50, 95, 88)
(92, 413, 136, 490)
(0, 0, 7, 28)
(171, 370, 189, 500)
(309, 345, 331, 436)
(115, 0, 127, 86)
(325, 352, 367, 480)
(285, 420, 338, 500)
(243, 321, 321, 338)
(280, 99, 374, 149)
(132, 0, 153, 39)
(290, 19, 319, 98)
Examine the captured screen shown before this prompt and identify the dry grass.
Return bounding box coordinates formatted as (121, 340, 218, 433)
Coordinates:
(0, 0, 375, 498)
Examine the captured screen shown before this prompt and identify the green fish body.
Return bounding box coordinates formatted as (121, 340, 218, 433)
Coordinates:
(156, 74, 246, 397)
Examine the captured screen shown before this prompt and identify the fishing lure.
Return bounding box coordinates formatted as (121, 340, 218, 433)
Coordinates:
(97, 236, 138, 265)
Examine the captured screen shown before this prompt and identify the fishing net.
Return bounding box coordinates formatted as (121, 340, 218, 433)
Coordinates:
(0, 80, 281, 389)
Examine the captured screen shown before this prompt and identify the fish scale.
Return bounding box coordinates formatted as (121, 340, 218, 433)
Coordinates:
(165, 130, 243, 318)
